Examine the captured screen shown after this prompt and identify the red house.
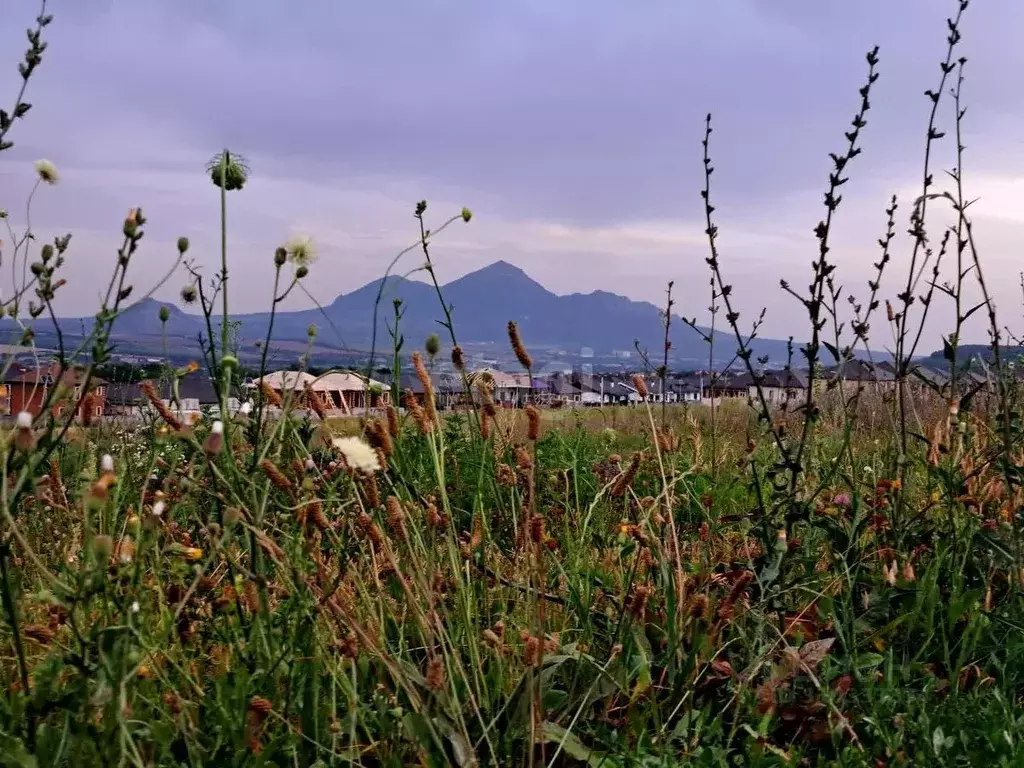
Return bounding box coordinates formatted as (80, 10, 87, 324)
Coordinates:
(1, 362, 107, 421)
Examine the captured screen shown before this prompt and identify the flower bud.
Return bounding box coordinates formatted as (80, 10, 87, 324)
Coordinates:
(461, 206, 473, 223)
(274, 247, 287, 267)
(159, 305, 171, 323)
(40, 244, 53, 261)
(295, 265, 308, 279)
(176, 236, 190, 254)
(221, 355, 239, 371)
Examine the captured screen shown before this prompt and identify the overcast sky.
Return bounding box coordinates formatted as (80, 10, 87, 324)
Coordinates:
(1, 0, 1022, 351)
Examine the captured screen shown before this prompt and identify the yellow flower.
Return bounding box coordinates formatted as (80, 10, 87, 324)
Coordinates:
(186, 361, 199, 373)
(184, 547, 203, 561)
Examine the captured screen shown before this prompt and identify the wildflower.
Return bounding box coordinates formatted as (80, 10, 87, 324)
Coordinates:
(284, 234, 317, 267)
(131, 601, 140, 614)
(152, 501, 166, 518)
(239, 401, 253, 416)
(305, 457, 315, 472)
(100, 454, 115, 474)
(34, 159, 59, 185)
(180, 285, 198, 304)
(833, 492, 852, 506)
(332, 436, 381, 473)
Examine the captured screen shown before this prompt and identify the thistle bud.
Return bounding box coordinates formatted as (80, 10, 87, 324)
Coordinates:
(41, 244, 53, 262)
(295, 265, 309, 279)
(14, 411, 35, 452)
(204, 420, 224, 456)
(274, 247, 287, 267)
(461, 206, 473, 223)
(176, 236, 190, 254)
(159, 305, 171, 323)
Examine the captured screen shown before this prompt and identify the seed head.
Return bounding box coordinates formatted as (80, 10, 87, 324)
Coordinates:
(176, 236, 190, 254)
(632, 375, 649, 399)
(180, 284, 198, 304)
(525, 405, 540, 441)
(100, 454, 114, 474)
(451, 345, 465, 370)
(159, 305, 171, 323)
(461, 206, 473, 223)
(332, 436, 381, 474)
(507, 321, 532, 370)
(16, 411, 32, 429)
(284, 234, 317, 267)
(34, 159, 59, 185)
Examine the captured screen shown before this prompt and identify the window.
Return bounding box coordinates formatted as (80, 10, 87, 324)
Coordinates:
(94, 407, 102, 417)
(57, 406, 65, 416)
(73, 386, 81, 400)
(95, 386, 106, 398)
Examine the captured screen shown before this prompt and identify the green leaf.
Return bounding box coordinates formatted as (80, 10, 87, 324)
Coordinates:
(540, 722, 607, 766)
(0, 733, 38, 768)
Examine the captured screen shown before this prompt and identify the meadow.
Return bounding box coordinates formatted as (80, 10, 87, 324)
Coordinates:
(4, 0, 1024, 765)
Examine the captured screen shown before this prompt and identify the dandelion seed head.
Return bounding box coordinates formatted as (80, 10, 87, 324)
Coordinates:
(101, 454, 114, 473)
(211, 420, 224, 435)
(16, 411, 32, 429)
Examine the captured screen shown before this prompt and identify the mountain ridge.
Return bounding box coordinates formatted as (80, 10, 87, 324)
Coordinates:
(5, 261, 796, 365)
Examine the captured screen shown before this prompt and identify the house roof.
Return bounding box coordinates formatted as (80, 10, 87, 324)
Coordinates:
(256, 370, 386, 392)
(3, 362, 106, 387)
(105, 375, 220, 406)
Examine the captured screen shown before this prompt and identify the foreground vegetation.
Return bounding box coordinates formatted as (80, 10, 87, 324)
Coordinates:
(3, 0, 1024, 765)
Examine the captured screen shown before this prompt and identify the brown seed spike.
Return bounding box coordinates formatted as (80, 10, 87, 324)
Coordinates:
(141, 380, 184, 431)
(525, 405, 540, 441)
(412, 351, 437, 427)
(632, 374, 649, 399)
(451, 345, 465, 370)
(404, 390, 431, 434)
(385, 405, 400, 437)
(507, 321, 532, 370)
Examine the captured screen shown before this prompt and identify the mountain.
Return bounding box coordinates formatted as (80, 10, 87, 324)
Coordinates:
(2, 261, 796, 366)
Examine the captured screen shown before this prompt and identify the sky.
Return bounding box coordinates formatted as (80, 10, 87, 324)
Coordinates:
(1, 0, 1023, 353)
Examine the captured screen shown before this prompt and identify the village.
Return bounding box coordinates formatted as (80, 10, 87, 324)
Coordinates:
(0, 356, 989, 424)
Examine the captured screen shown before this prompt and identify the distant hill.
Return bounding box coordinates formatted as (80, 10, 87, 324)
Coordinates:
(2, 260, 800, 366)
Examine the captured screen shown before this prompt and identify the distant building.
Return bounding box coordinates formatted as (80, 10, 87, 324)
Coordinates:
(1, 362, 107, 420)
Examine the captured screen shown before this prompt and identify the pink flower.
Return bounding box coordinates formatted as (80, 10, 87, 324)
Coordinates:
(833, 493, 852, 507)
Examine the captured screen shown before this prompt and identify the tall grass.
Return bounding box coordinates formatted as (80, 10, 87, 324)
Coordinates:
(2, 0, 1024, 765)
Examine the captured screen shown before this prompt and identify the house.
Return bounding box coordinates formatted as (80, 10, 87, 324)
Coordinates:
(825, 359, 896, 395)
(389, 372, 463, 411)
(106, 375, 222, 422)
(706, 371, 751, 399)
(470, 368, 534, 407)
(752, 369, 808, 406)
(2, 362, 107, 420)
(254, 370, 390, 415)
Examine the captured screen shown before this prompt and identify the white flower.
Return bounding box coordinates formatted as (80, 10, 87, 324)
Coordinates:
(34, 159, 59, 185)
(131, 601, 140, 614)
(211, 420, 224, 435)
(305, 458, 315, 471)
(332, 436, 380, 473)
(284, 234, 317, 267)
(16, 411, 32, 429)
(152, 501, 166, 517)
(239, 401, 253, 416)
(101, 454, 114, 473)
